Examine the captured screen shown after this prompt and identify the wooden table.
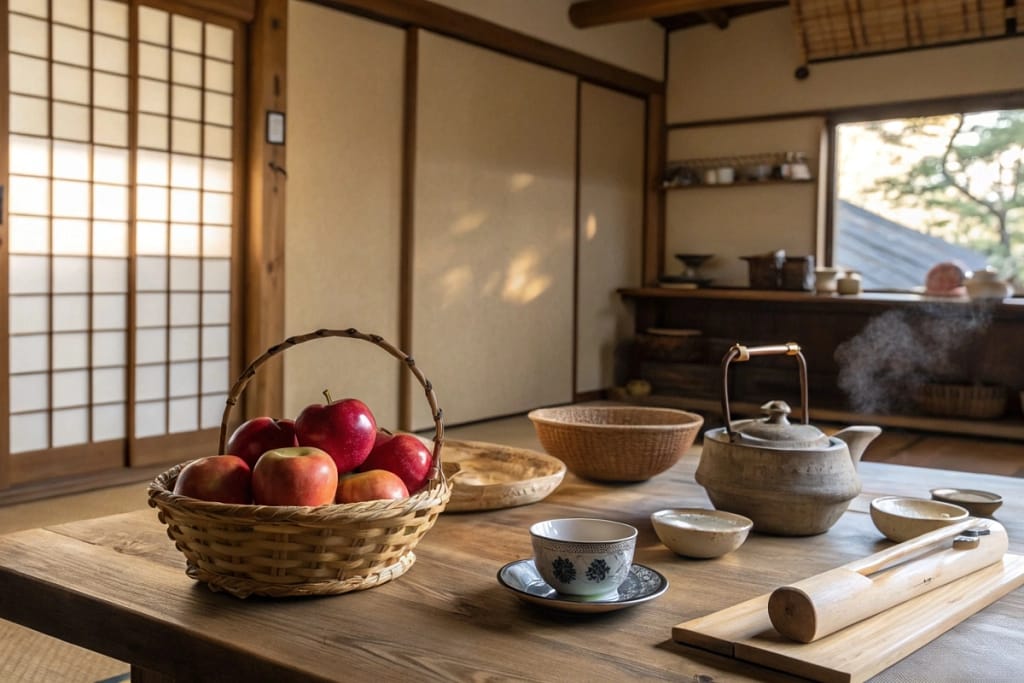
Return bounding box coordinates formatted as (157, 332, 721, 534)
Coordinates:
(1, 454, 1021, 682)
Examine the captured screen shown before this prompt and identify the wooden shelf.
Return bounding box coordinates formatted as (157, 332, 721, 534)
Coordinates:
(660, 178, 814, 190)
(618, 288, 1024, 442)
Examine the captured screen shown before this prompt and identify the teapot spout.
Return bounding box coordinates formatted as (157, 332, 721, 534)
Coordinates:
(833, 425, 882, 465)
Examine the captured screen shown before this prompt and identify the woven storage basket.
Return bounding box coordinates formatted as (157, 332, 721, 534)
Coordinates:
(527, 405, 703, 482)
(148, 328, 451, 598)
(915, 383, 1007, 420)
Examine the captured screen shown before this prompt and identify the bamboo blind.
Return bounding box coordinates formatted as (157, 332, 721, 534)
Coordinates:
(790, 0, 1022, 63)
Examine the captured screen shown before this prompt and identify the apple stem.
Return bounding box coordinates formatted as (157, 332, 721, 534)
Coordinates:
(322, 389, 333, 404)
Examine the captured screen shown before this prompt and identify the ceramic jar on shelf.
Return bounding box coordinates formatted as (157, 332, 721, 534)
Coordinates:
(837, 270, 862, 295)
(814, 267, 839, 294)
(965, 267, 1014, 300)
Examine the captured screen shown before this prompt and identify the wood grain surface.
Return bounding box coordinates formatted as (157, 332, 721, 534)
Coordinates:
(0, 454, 1021, 682)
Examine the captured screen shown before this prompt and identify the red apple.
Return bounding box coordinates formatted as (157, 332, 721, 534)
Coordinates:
(358, 433, 433, 494)
(336, 469, 409, 503)
(294, 392, 377, 474)
(225, 416, 299, 469)
(173, 455, 252, 504)
(252, 446, 338, 506)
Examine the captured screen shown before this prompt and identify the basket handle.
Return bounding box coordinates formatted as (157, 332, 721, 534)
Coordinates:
(218, 328, 445, 481)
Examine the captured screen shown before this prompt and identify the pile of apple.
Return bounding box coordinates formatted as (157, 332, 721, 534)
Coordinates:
(173, 393, 433, 506)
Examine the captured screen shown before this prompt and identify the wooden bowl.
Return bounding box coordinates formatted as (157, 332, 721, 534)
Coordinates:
(527, 406, 703, 482)
(930, 488, 1003, 517)
(869, 496, 969, 542)
(650, 508, 752, 559)
(439, 439, 565, 512)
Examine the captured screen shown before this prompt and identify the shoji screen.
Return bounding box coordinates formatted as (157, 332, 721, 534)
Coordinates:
(412, 32, 576, 429)
(284, 1, 405, 430)
(4, 0, 241, 484)
(576, 82, 644, 394)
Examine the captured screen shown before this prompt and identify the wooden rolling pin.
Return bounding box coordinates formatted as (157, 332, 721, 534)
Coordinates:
(768, 518, 1008, 643)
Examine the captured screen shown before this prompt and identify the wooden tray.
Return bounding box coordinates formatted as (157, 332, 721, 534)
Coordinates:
(438, 438, 566, 512)
(672, 553, 1024, 683)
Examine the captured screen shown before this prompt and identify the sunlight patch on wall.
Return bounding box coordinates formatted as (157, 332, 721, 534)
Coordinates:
(440, 264, 474, 308)
(450, 210, 487, 235)
(502, 247, 551, 304)
(508, 172, 535, 192)
(585, 212, 598, 240)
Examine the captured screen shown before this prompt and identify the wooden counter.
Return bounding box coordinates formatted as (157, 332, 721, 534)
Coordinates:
(1, 452, 1022, 682)
(619, 287, 1024, 440)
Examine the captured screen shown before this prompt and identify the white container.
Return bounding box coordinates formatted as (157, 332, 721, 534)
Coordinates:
(716, 166, 735, 184)
(651, 508, 752, 558)
(837, 270, 862, 295)
(814, 267, 839, 294)
(965, 267, 1013, 300)
(530, 518, 637, 597)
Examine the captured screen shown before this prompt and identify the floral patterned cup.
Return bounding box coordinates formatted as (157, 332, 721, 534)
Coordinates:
(530, 518, 637, 597)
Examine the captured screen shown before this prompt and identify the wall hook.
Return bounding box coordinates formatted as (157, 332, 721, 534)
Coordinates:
(268, 161, 288, 178)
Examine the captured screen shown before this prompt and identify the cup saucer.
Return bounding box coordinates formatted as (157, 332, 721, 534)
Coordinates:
(496, 559, 668, 613)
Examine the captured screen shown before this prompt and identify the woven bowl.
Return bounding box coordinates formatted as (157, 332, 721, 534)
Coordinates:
(915, 383, 1007, 419)
(440, 438, 566, 512)
(147, 328, 451, 598)
(527, 406, 703, 482)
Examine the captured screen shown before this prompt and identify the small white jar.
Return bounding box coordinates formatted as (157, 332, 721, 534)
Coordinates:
(837, 270, 862, 295)
(814, 267, 839, 294)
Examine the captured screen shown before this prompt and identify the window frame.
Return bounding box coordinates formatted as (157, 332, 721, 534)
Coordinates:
(824, 91, 1024, 276)
(0, 0, 248, 491)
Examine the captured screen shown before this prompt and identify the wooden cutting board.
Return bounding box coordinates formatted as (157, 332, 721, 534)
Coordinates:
(672, 553, 1024, 683)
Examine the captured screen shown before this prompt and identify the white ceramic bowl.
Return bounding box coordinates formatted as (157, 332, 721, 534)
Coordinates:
(930, 488, 1003, 517)
(530, 518, 637, 597)
(650, 508, 752, 558)
(869, 496, 970, 542)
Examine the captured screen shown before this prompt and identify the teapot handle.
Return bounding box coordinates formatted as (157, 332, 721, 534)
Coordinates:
(721, 342, 809, 439)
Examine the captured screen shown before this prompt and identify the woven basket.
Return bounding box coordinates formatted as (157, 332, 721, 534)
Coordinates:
(915, 383, 1008, 420)
(147, 328, 452, 598)
(527, 406, 703, 482)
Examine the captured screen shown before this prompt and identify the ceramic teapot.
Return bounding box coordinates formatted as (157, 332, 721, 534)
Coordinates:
(696, 342, 881, 536)
(965, 267, 1014, 300)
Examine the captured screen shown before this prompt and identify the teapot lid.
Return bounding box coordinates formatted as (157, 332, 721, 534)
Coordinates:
(730, 400, 831, 449)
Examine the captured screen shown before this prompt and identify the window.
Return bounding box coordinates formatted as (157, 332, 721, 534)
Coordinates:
(4, 0, 241, 486)
(833, 109, 1023, 292)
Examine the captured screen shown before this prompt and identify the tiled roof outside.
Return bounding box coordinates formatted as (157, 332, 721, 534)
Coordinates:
(834, 200, 988, 290)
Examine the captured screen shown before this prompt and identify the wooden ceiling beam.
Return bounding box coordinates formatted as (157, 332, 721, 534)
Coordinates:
(569, 0, 774, 28)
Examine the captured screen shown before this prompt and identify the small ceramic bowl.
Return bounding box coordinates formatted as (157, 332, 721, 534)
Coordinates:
(869, 496, 970, 542)
(930, 488, 1003, 517)
(650, 508, 752, 558)
(530, 518, 637, 597)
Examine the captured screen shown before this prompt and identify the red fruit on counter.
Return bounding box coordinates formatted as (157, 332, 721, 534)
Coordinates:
(252, 446, 338, 506)
(225, 416, 299, 469)
(173, 455, 252, 504)
(358, 433, 432, 494)
(295, 392, 377, 474)
(336, 469, 409, 504)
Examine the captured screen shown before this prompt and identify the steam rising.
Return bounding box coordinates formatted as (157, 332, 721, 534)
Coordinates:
(835, 305, 992, 414)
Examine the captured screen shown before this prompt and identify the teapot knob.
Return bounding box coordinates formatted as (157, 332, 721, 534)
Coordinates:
(760, 400, 792, 426)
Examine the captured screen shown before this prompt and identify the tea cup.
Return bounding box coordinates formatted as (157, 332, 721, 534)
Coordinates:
(530, 518, 637, 597)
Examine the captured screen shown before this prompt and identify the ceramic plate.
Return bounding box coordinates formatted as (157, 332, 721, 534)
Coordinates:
(497, 559, 668, 614)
